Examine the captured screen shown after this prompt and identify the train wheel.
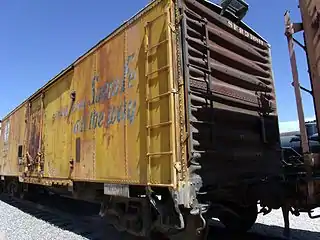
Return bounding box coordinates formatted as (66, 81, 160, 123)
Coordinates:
(218, 203, 258, 233)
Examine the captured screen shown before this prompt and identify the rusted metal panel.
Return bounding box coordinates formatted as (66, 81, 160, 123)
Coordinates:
(180, 0, 281, 190)
(43, 70, 73, 179)
(28, 97, 42, 163)
(93, 30, 127, 182)
(68, 0, 176, 185)
(23, 96, 44, 178)
(71, 52, 96, 181)
(0, 106, 26, 176)
(11, 107, 27, 175)
(0, 120, 9, 175)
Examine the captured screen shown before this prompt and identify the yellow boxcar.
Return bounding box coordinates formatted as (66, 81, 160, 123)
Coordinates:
(0, 0, 283, 238)
(1, 0, 181, 188)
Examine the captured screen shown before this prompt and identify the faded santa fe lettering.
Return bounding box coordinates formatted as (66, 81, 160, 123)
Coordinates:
(73, 117, 86, 134)
(73, 100, 137, 134)
(105, 100, 137, 127)
(90, 53, 136, 105)
(90, 76, 123, 104)
(72, 52, 138, 134)
(52, 107, 69, 121)
(53, 52, 137, 121)
(227, 20, 265, 46)
(124, 53, 136, 89)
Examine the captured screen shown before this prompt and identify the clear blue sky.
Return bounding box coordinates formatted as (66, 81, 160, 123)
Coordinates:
(0, 0, 314, 123)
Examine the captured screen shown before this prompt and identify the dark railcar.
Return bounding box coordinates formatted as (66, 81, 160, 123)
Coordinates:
(175, 0, 283, 236)
(182, 0, 281, 187)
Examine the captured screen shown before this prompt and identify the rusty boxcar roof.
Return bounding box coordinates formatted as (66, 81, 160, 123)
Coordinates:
(1, 0, 270, 121)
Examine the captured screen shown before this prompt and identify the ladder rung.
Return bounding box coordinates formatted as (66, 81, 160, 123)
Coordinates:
(147, 121, 172, 129)
(147, 151, 173, 156)
(146, 65, 170, 77)
(146, 91, 172, 102)
(145, 39, 169, 53)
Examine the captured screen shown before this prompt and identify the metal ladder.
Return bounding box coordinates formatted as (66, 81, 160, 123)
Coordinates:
(144, 7, 176, 185)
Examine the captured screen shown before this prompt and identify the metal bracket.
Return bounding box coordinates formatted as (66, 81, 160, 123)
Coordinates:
(285, 11, 303, 36)
(292, 22, 303, 34)
(291, 82, 312, 95)
(293, 37, 306, 51)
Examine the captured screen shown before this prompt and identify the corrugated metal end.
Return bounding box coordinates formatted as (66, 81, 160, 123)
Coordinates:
(182, 0, 281, 192)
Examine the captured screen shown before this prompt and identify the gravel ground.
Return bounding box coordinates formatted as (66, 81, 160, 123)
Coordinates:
(0, 199, 319, 240)
(253, 208, 320, 239)
(0, 200, 86, 240)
